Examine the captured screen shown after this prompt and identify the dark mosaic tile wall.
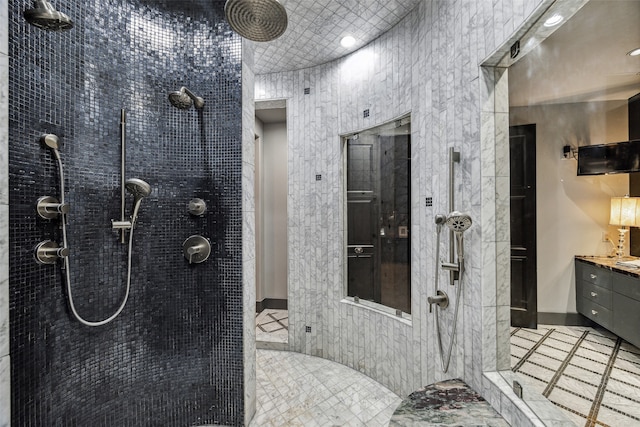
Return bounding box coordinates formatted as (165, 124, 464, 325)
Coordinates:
(9, 0, 244, 425)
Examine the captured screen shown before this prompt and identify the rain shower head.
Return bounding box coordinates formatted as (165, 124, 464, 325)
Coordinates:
(125, 178, 151, 201)
(224, 0, 288, 42)
(24, 0, 73, 31)
(168, 87, 204, 110)
(445, 211, 472, 234)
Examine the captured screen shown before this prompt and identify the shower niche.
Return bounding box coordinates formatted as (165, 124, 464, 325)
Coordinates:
(344, 115, 411, 314)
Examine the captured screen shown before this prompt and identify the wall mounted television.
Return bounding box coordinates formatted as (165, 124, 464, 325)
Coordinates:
(577, 140, 640, 176)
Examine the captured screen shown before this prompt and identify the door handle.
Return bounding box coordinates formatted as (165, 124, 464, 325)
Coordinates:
(590, 292, 597, 297)
(591, 310, 598, 316)
(590, 274, 597, 279)
(354, 247, 363, 254)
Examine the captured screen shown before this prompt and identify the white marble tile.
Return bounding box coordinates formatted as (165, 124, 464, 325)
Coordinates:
(0, 355, 8, 427)
(0, 0, 6, 57)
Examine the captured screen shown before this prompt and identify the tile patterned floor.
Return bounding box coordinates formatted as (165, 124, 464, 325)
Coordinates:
(250, 349, 402, 426)
(511, 324, 640, 427)
(256, 309, 289, 345)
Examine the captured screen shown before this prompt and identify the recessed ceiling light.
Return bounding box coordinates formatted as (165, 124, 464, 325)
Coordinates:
(341, 35, 356, 48)
(628, 48, 640, 57)
(543, 14, 563, 27)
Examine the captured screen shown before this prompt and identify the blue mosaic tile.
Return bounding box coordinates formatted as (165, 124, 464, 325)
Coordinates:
(9, 0, 244, 425)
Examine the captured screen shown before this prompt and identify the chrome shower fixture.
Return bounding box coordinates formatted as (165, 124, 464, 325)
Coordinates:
(24, 0, 73, 31)
(224, 0, 288, 42)
(168, 87, 205, 110)
(446, 211, 472, 261)
(125, 178, 152, 202)
(445, 211, 472, 234)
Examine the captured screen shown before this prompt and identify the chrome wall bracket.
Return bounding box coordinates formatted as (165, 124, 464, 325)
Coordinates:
(188, 198, 207, 216)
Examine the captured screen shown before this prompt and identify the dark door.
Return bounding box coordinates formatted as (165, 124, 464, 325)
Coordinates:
(346, 139, 380, 301)
(510, 124, 537, 328)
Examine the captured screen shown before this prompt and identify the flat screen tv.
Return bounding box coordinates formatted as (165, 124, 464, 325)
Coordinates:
(577, 140, 640, 175)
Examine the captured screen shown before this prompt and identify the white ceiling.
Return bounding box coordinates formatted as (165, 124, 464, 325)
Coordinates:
(510, 0, 640, 107)
(253, 0, 422, 75)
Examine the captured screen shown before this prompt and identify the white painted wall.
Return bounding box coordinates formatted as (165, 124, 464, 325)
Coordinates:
(261, 122, 288, 301)
(510, 101, 629, 314)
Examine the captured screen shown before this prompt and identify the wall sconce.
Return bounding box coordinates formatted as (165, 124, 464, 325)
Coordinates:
(562, 144, 577, 159)
(610, 195, 640, 258)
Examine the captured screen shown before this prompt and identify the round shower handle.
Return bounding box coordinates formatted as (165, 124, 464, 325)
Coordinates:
(36, 195, 69, 219)
(188, 198, 207, 216)
(183, 235, 211, 264)
(34, 240, 69, 264)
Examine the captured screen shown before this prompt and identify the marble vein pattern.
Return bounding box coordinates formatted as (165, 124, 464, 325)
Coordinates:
(250, 349, 401, 426)
(390, 378, 508, 426)
(511, 324, 640, 426)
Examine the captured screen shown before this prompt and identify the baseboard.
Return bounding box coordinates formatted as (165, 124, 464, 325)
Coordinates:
(256, 298, 288, 313)
(537, 312, 594, 326)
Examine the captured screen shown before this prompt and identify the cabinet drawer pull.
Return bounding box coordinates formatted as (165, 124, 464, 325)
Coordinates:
(591, 292, 598, 297)
(591, 309, 598, 316)
(590, 274, 597, 279)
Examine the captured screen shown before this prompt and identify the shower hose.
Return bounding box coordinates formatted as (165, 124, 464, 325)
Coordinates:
(433, 224, 465, 373)
(54, 150, 139, 327)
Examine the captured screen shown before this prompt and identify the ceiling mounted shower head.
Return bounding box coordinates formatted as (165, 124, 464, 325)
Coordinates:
(125, 178, 151, 201)
(225, 0, 288, 42)
(168, 87, 204, 110)
(24, 0, 73, 31)
(445, 211, 472, 233)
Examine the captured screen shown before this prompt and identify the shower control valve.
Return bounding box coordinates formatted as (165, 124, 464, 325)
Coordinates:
(36, 196, 69, 219)
(427, 290, 449, 313)
(183, 235, 211, 264)
(34, 240, 69, 265)
(188, 198, 207, 216)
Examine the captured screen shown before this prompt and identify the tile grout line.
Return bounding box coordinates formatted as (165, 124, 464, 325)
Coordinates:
(585, 337, 622, 427)
(510, 327, 521, 336)
(512, 328, 555, 373)
(543, 330, 590, 398)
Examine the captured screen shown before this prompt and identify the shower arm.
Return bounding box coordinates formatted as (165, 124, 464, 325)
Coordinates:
(448, 147, 460, 283)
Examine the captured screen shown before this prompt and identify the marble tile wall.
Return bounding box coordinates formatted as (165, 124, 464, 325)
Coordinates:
(242, 38, 257, 426)
(0, 0, 8, 423)
(255, 0, 549, 403)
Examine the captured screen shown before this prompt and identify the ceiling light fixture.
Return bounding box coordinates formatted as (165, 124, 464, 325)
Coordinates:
(628, 48, 640, 57)
(341, 35, 356, 48)
(543, 14, 563, 27)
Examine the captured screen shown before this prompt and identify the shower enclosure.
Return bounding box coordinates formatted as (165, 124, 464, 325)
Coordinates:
(345, 116, 411, 314)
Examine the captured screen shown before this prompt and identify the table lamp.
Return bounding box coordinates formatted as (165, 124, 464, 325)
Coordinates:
(610, 195, 640, 258)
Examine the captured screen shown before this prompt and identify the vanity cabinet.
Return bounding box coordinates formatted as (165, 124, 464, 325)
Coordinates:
(575, 258, 640, 348)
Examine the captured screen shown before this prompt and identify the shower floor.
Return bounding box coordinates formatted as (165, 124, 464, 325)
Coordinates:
(511, 324, 640, 426)
(250, 349, 401, 426)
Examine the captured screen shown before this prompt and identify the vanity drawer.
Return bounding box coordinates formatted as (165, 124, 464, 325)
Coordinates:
(581, 299, 612, 330)
(580, 263, 611, 289)
(613, 292, 640, 349)
(613, 271, 640, 302)
(582, 282, 612, 309)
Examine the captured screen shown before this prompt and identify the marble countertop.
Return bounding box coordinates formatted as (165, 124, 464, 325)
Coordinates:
(575, 255, 640, 277)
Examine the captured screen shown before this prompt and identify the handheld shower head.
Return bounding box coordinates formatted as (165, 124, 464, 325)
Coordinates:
(125, 178, 151, 225)
(168, 87, 204, 110)
(24, 0, 73, 31)
(446, 211, 472, 261)
(125, 178, 151, 202)
(445, 211, 472, 234)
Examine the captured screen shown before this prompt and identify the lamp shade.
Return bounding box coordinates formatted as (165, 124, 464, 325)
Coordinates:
(610, 196, 640, 227)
